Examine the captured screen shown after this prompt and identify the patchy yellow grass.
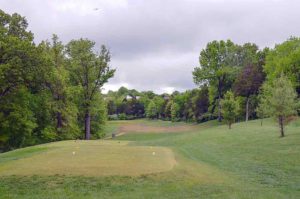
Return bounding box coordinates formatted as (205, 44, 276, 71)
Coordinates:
(0, 140, 176, 176)
(118, 123, 196, 133)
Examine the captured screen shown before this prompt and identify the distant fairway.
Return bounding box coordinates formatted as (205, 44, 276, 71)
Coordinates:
(0, 140, 176, 176)
(103, 119, 197, 138)
(0, 119, 300, 199)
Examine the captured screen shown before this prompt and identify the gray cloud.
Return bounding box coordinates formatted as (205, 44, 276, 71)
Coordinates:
(1, 0, 300, 93)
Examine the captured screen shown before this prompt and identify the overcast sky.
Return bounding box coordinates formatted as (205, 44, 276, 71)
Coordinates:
(1, 0, 300, 93)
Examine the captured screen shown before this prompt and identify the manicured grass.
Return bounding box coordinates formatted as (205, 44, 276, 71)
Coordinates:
(0, 119, 299, 198)
(0, 140, 175, 176)
(0, 145, 48, 164)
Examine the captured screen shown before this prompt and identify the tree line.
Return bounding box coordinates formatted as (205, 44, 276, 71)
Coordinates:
(1, 9, 299, 151)
(106, 39, 299, 136)
(105, 86, 209, 122)
(0, 10, 115, 151)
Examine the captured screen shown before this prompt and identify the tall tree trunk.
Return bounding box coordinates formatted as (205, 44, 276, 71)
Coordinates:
(279, 116, 284, 137)
(85, 110, 91, 140)
(218, 92, 222, 122)
(228, 122, 231, 129)
(56, 112, 63, 129)
(245, 96, 250, 122)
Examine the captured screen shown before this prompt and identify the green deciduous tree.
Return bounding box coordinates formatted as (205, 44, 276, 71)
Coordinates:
(164, 100, 173, 120)
(191, 85, 209, 122)
(153, 96, 165, 118)
(234, 63, 265, 121)
(0, 10, 48, 150)
(67, 39, 115, 140)
(258, 75, 299, 137)
(193, 40, 239, 122)
(146, 100, 157, 119)
(39, 35, 80, 139)
(264, 37, 300, 94)
(89, 92, 107, 139)
(0, 9, 117, 150)
(256, 95, 269, 126)
(0, 10, 42, 99)
(0, 87, 37, 150)
(221, 91, 239, 129)
(171, 102, 180, 122)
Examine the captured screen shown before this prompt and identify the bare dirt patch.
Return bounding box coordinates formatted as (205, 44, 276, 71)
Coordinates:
(117, 123, 196, 134)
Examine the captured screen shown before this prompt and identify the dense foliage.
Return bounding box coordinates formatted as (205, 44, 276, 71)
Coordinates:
(105, 86, 210, 122)
(264, 37, 300, 94)
(0, 10, 114, 151)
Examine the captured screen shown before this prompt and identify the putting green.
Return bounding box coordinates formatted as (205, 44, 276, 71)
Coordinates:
(0, 140, 176, 176)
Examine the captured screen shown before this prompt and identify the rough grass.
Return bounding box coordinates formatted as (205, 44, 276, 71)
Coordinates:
(0, 118, 300, 198)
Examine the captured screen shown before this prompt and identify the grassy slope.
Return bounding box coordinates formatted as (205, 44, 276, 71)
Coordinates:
(0, 119, 299, 198)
